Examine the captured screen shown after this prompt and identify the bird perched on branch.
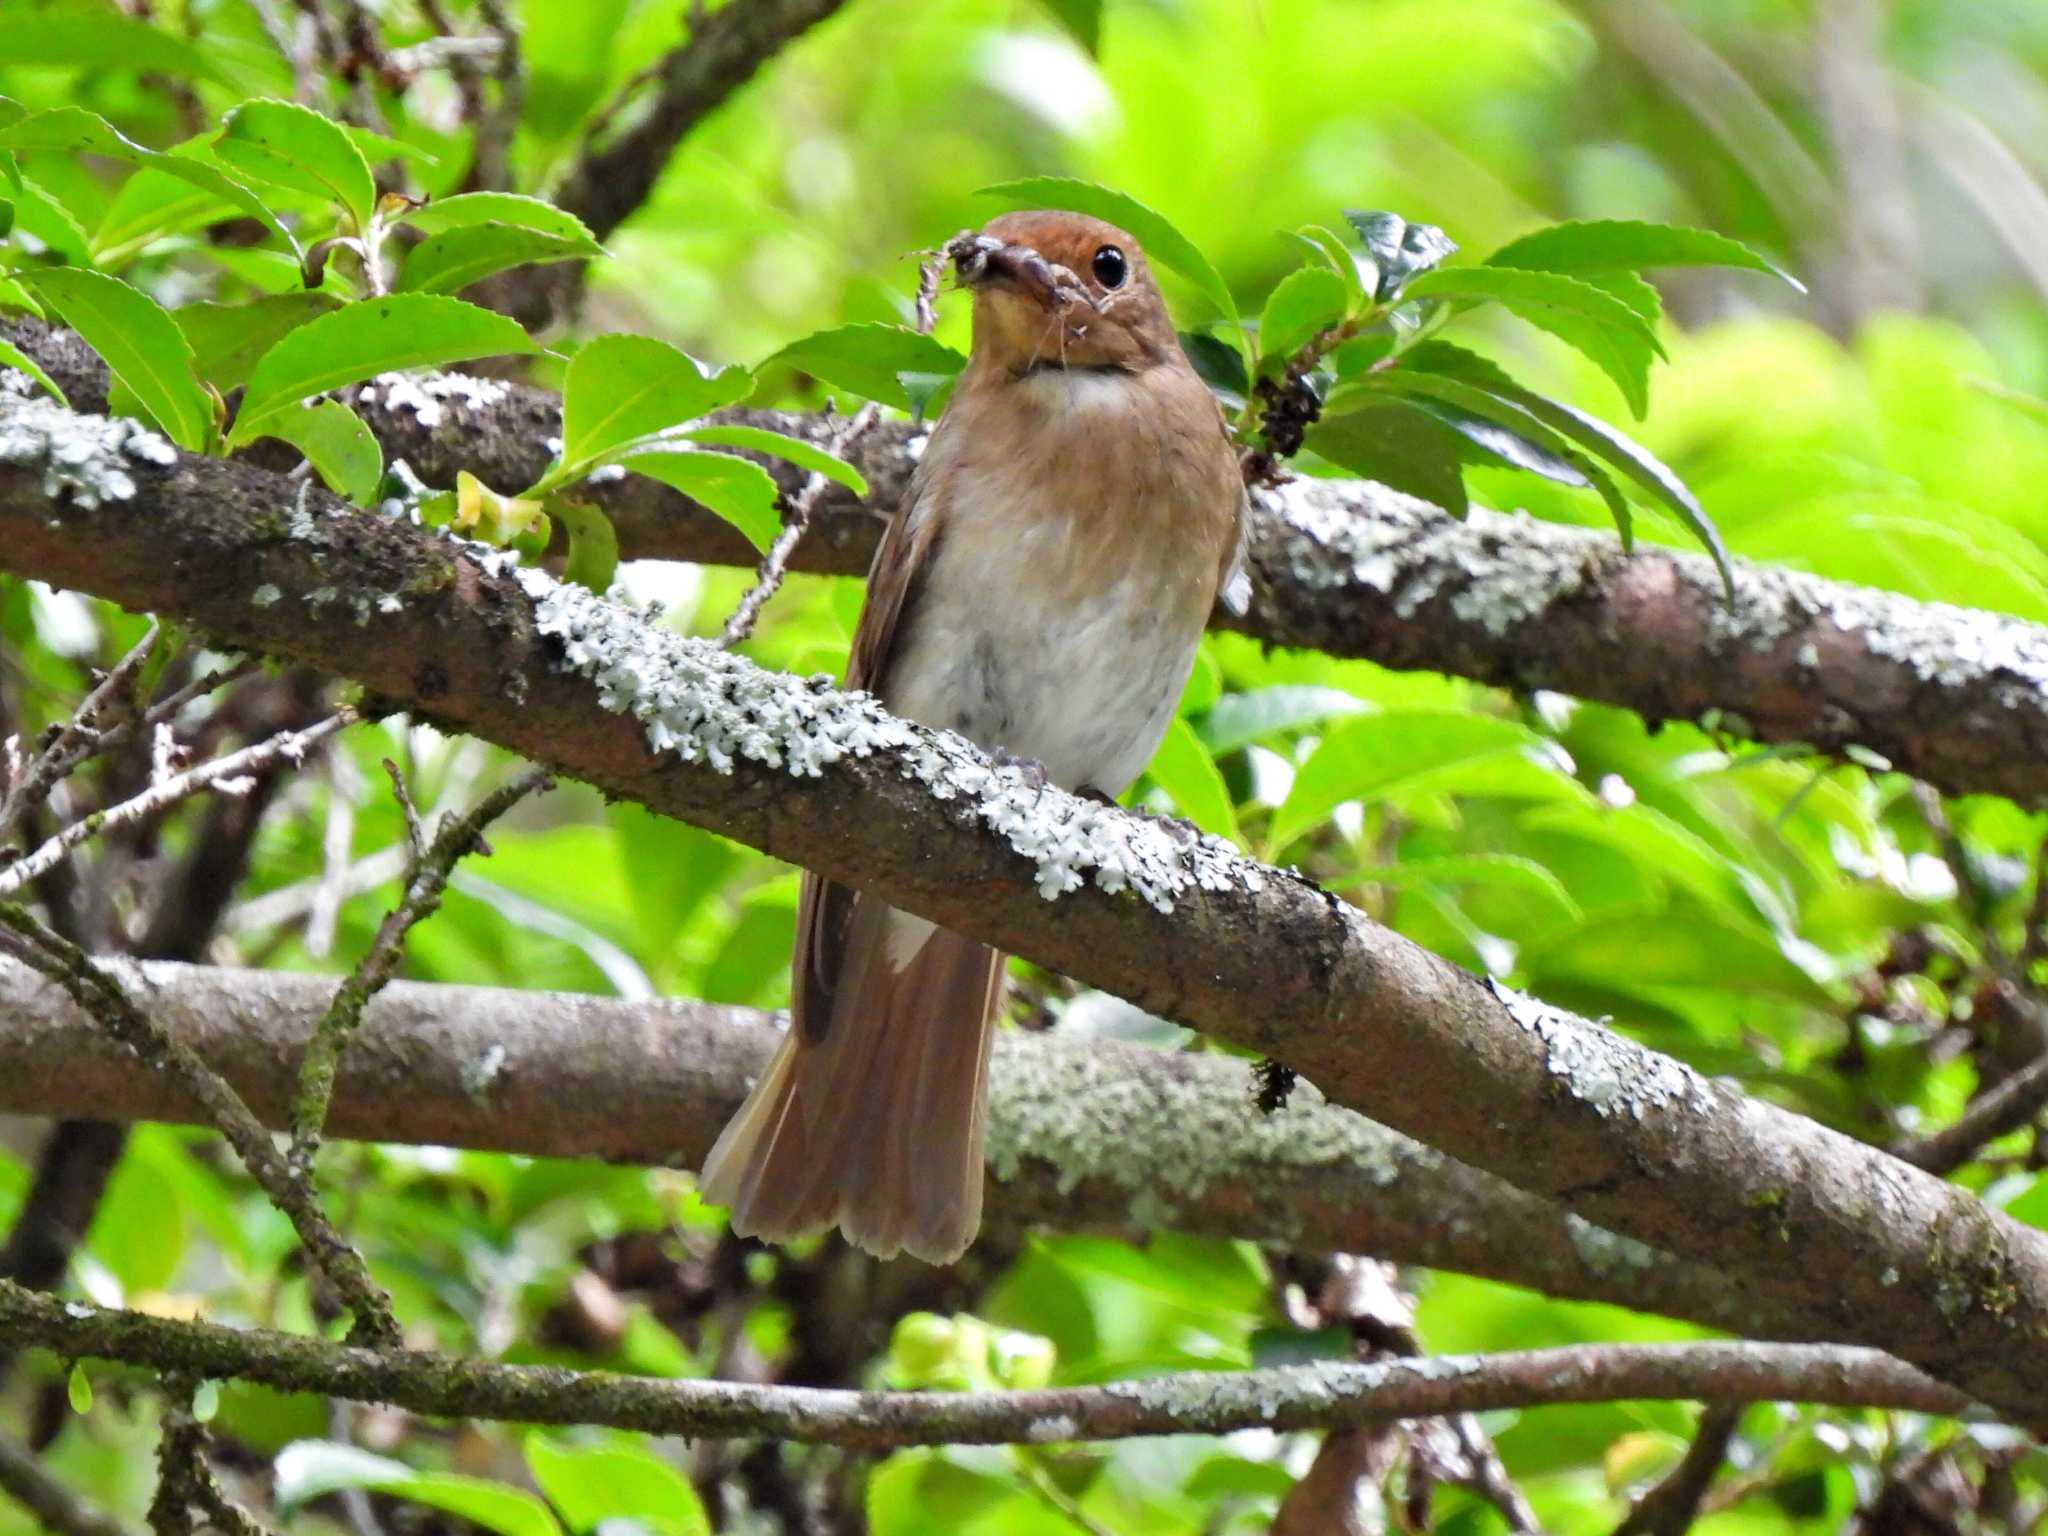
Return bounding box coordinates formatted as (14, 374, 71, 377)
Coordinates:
(700, 210, 1248, 1263)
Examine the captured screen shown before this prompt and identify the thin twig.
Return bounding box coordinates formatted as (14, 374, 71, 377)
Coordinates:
(0, 714, 352, 901)
(0, 905, 399, 1346)
(0, 1285, 1974, 1446)
(1892, 1041, 2048, 1175)
(288, 764, 552, 1167)
(717, 401, 880, 648)
(1611, 1404, 1741, 1536)
(0, 1428, 132, 1536)
(0, 621, 161, 844)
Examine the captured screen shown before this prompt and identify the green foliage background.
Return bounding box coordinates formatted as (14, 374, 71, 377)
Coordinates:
(6, 0, 2048, 1531)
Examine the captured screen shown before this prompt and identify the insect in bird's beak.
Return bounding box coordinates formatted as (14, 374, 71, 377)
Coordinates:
(944, 230, 1101, 316)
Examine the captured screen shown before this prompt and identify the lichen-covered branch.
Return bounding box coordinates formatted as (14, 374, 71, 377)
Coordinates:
(0, 1281, 1969, 1446)
(10, 315, 2045, 801)
(0, 953, 1810, 1340)
(3, 392, 2047, 1425)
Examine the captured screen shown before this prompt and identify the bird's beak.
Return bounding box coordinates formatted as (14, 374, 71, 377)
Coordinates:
(945, 232, 1099, 314)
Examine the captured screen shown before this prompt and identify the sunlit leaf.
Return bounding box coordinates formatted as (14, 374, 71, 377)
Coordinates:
(397, 222, 601, 295)
(556, 334, 752, 480)
(1486, 217, 1802, 292)
(245, 399, 382, 504)
(25, 268, 211, 450)
(0, 4, 223, 81)
(1257, 264, 1348, 368)
(625, 449, 782, 553)
(402, 192, 602, 248)
(1143, 717, 1238, 841)
(680, 422, 867, 496)
(0, 335, 69, 406)
(763, 323, 964, 413)
(216, 99, 377, 232)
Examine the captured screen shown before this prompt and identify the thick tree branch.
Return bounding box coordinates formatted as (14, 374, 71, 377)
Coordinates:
(0, 954, 1810, 1341)
(9, 317, 2046, 801)
(2, 394, 2046, 1426)
(0, 1282, 1970, 1446)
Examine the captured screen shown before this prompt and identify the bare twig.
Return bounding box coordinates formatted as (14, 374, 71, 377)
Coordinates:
(1892, 1044, 2048, 1175)
(0, 1428, 132, 1536)
(718, 401, 880, 648)
(1612, 1403, 1741, 1536)
(0, 621, 161, 845)
(287, 764, 552, 1167)
(0, 1285, 1973, 1446)
(0, 714, 352, 901)
(0, 907, 398, 1346)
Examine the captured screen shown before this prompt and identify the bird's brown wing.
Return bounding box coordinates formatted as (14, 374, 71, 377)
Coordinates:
(792, 460, 950, 1040)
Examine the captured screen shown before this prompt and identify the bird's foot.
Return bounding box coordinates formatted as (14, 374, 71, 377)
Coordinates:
(992, 749, 1053, 795)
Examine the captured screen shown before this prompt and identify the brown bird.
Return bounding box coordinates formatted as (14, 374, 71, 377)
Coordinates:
(698, 210, 1247, 1264)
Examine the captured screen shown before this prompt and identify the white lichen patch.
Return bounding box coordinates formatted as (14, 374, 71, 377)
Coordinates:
(513, 566, 1259, 915)
(360, 370, 511, 430)
(983, 1035, 1425, 1232)
(1263, 479, 1600, 638)
(0, 395, 177, 508)
(1488, 977, 1711, 1120)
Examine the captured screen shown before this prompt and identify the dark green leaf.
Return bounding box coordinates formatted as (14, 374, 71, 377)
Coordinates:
(559, 334, 751, 478)
(524, 1433, 709, 1536)
(1257, 264, 1348, 368)
(980, 177, 1241, 334)
(1304, 402, 1467, 517)
(216, 99, 377, 233)
(232, 294, 537, 446)
(246, 399, 382, 504)
(764, 323, 964, 413)
(1344, 210, 1457, 300)
(1358, 372, 1589, 486)
(624, 449, 782, 554)
(397, 222, 599, 295)
(0, 335, 69, 406)
(402, 192, 601, 248)
(25, 268, 212, 450)
(1486, 217, 1802, 291)
(550, 498, 620, 593)
(173, 293, 341, 392)
(679, 423, 867, 495)
(0, 109, 294, 258)
(1179, 330, 1249, 404)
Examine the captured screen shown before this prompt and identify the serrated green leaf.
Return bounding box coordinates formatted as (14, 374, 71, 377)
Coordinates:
(0, 335, 69, 406)
(1345, 210, 1457, 300)
(25, 268, 211, 450)
(524, 1433, 709, 1536)
(1304, 402, 1467, 517)
(173, 293, 341, 392)
(979, 177, 1241, 337)
(216, 99, 376, 233)
(558, 334, 751, 481)
(624, 449, 782, 553)
(1486, 217, 1802, 291)
(246, 399, 382, 504)
(402, 192, 600, 247)
(764, 323, 965, 413)
(275, 1441, 563, 1536)
(0, 110, 294, 258)
(551, 498, 620, 593)
(1402, 265, 1662, 351)
(0, 4, 223, 81)
(1356, 371, 1590, 487)
(1143, 717, 1237, 841)
(397, 222, 599, 295)
(1257, 264, 1348, 368)
(232, 294, 537, 445)
(679, 423, 867, 495)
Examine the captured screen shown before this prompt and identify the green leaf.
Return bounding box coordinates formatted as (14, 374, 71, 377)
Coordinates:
(1486, 217, 1802, 291)
(1286, 223, 1370, 308)
(1179, 329, 1249, 405)
(558, 334, 752, 481)
(1304, 403, 1467, 517)
(1969, 377, 2048, 431)
(397, 222, 600, 295)
(979, 177, 1241, 336)
(173, 293, 342, 392)
(232, 294, 537, 446)
(679, 423, 867, 496)
(1345, 210, 1457, 300)
(216, 99, 377, 233)
(764, 323, 965, 413)
(1257, 264, 1348, 368)
(897, 370, 954, 421)
(1270, 711, 1586, 852)
(0, 4, 223, 81)
(90, 167, 236, 266)
(1036, 0, 1102, 53)
(1350, 853, 1584, 929)
(0, 110, 294, 258)
(524, 1433, 710, 1536)
(275, 1442, 563, 1536)
(625, 449, 782, 553)
(402, 192, 601, 248)
(247, 399, 382, 504)
(24, 268, 211, 450)
(1196, 685, 1371, 757)
(12, 175, 95, 265)
(1143, 717, 1237, 841)
(551, 497, 620, 592)
(1355, 372, 1590, 487)
(66, 1362, 91, 1415)
(0, 335, 69, 406)
(190, 1380, 220, 1423)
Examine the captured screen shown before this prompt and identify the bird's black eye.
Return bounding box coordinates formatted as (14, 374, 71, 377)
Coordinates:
(1091, 245, 1127, 289)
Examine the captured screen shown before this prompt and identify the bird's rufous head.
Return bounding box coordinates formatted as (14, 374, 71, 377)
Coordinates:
(946, 211, 1180, 374)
